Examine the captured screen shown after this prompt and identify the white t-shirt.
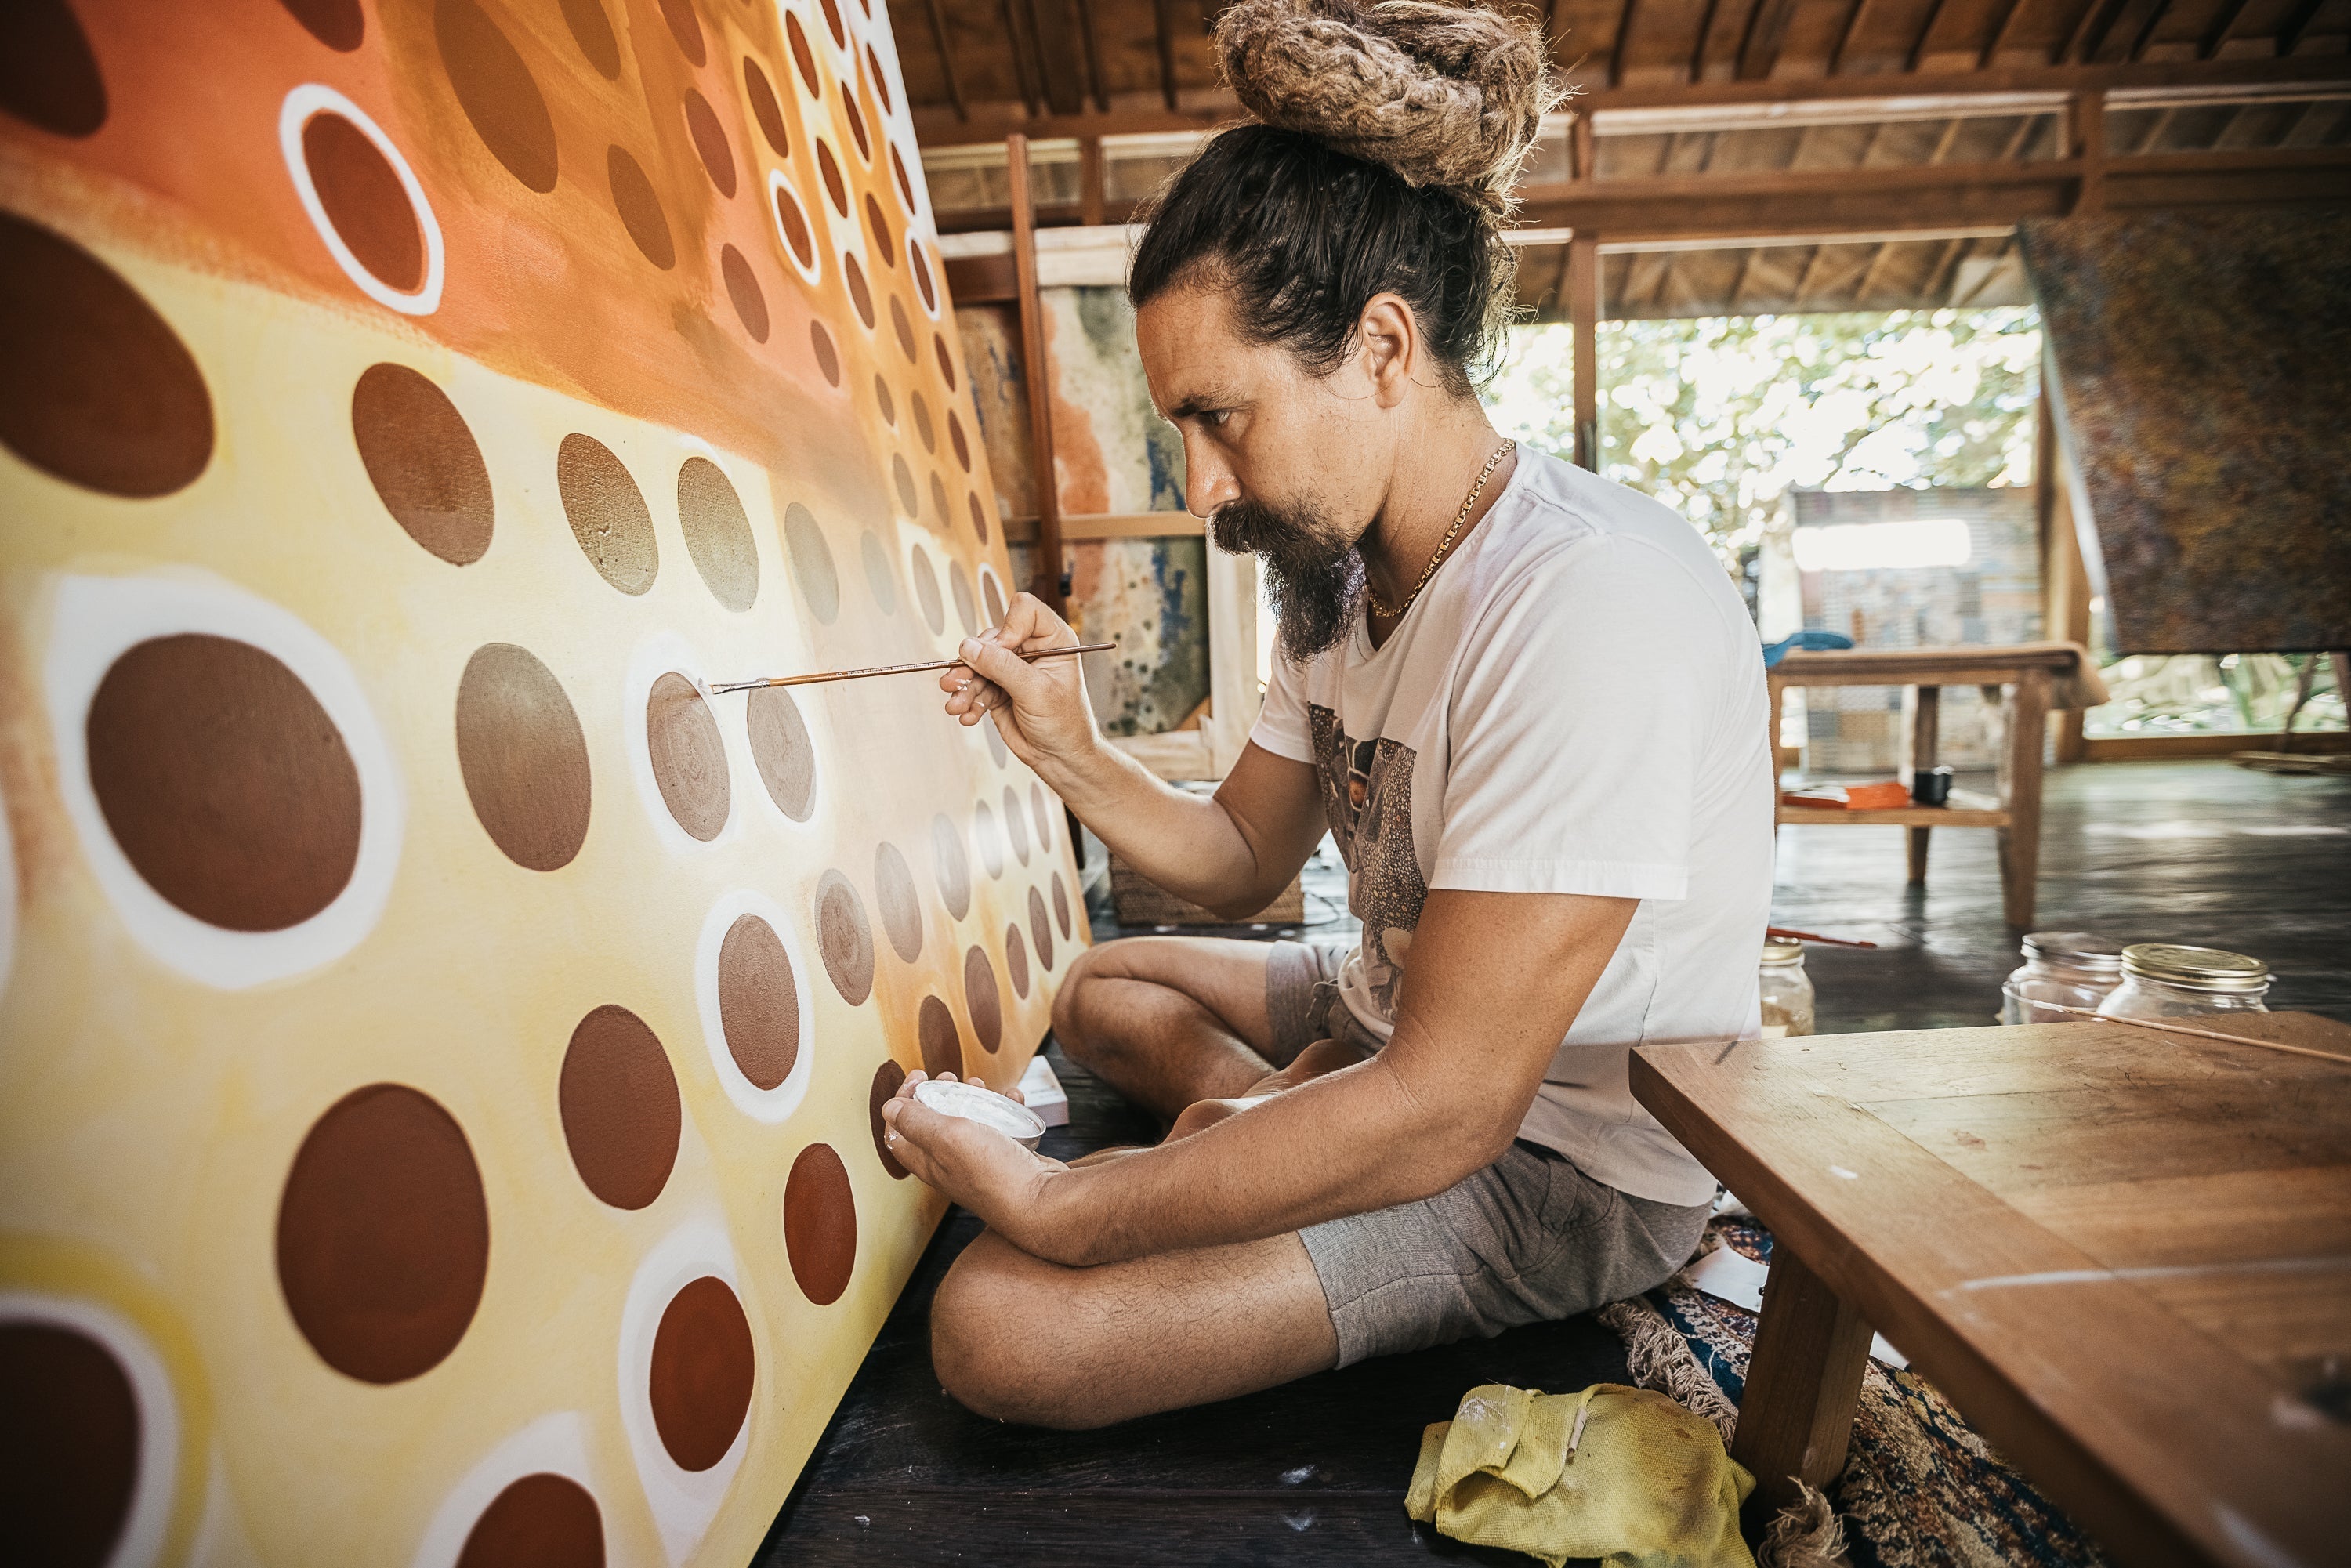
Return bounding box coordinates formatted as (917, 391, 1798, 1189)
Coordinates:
(1248, 447, 1774, 1206)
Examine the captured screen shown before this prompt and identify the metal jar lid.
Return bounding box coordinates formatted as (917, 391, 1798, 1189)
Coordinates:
(2120, 943, 2270, 993)
(1761, 939, 1806, 963)
(2020, 931, 2126, 971)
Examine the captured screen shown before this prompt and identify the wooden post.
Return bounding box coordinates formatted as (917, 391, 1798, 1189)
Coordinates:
(2038, 395, 2090, 764)
(1730, 1244, 1875, 1526)
(1996, 668, 2050, 928)
(1903, 684, 1940, 882)
(1006, 133, 1067, 617)
(2070, 88, 2106, 213)
(1078, 134, 1105, 228)
(1570, 234, 1599, 471)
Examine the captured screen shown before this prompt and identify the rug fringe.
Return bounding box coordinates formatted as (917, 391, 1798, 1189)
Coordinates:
(1596, 1298, 1739, 1446)
(1759, 1480, 1851, 1568)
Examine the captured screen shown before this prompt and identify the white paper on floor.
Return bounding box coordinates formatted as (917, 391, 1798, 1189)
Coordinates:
(1017, 1054, 1070, 1127)
(1684, 1244, 1909, 1369)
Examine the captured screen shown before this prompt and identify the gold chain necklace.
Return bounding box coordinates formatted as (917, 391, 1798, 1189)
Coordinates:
(1364, 439, 1516, 621)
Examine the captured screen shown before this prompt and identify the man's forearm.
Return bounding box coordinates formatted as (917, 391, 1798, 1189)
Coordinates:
(1029, 733, 1266, 909)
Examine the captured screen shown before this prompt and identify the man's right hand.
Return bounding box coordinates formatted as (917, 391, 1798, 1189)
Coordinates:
(939, 591, 1099, 773)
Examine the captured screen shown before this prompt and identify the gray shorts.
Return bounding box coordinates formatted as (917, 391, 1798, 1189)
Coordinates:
(1266, 939, 1712, 1368)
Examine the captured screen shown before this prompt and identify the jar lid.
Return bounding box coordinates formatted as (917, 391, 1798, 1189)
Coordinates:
(2121, 943, 2269, 992)
(1761, 939, 1805, 963)
(2020, 930, 2126, 970)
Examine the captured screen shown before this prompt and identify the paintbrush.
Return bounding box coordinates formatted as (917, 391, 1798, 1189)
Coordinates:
(1766, 925, 1879, 949)
(706, 642, 1115, 694)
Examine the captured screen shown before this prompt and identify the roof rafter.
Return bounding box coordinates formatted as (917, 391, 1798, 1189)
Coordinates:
(923, 0, 967, 121)
(1153, 0, 1179, 110)
(1689, 0, 1721, 81)
(1980, 0, 2033, 68)
(2277, 0, 2326, 56)
(2128, 0, 2172, 60)
(1831, 0, 1877, 74)
(1739, 0, 1803, 81)
(1907, 0, 1954, 71)
(2200, 0, 2252, 58)
(1611, 0, 1643, 86)
(1075, 0, 1109, 113)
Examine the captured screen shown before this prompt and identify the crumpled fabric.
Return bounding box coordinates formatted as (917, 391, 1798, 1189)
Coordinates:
(1406, 1382, 1757, 1568)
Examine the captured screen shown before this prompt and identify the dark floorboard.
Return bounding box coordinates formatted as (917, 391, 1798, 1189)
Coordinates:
(758, 759, 2351, 1565)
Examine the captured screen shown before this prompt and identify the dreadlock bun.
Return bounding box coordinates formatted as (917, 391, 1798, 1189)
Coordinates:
(1214, 0, 1562, 216)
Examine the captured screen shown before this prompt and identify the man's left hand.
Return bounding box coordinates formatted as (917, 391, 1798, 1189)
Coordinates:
(881, 1072, 1078, 1259)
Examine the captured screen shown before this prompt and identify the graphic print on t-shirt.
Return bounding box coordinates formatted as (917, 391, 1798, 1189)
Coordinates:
(1309, 704, 1424, 1017)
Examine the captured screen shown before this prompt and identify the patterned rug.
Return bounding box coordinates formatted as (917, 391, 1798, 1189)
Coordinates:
(1607, 1218, 2113, 1568)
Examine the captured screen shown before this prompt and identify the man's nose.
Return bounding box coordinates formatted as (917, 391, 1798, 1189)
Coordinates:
(1183, 440, 1238, 520)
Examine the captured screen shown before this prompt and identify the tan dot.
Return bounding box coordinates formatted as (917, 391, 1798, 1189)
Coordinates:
(930, 811, 970, 919)
(748, 686, 815, 820)
(1005, 922, 1029, 999)
(964, 945, 1003, 1052)
(718, 914, 801, 1089)
(1027, 885, 1054, 971)
(917, 994, 961, 1077)
(785, 1143, 857, 1305)
(871, 373, 895, 427)
(785, 12, 820, 95)
(865, 44, 894, 114)
(968, 492, 990, 545)
(772, 181, 813, 270)
(0, 1324, 139, 1567)
(277, 1084, 489, 1384)
(456, 1474, 604, 1568)
(948, 561, 977, 636)
(819, 0, 846, 45)
(910, 543, 944, 633)
(815, 868, 874, 1005)
(560, 1005, 679, 1210)
(647, 672, 729, 841)
(2, 0, 108, 136)
(874, 841, 921, 961)
(352, 363, 492, 565)
(607, 147, 674, 270)
(303, 112, 422, 292)
(927, 471, 951, 525)
(719, 244, 768, 342)
(909, 391, 935, 454)
(911, 240, 936, 312)
(678, 457, 759, 612)
(1002, 784, 1031, 865)
(560, 0, 620, 78)
(947, 408, 970, 472)
(683, 89, 735, 197)
(983, 572, 1008, 628)
(455, 643, 591, 873)
(1052, 871, 1072, 938)
(649, 1277, 753, 1471)
(864, 194, 892, 266)
(783, 501, 840, 621)
(89, 634, 360, 931)
(843, 251, 873, 328)
(556, 433, 657, 594)
(743, 56, 788, 155)
(437, 0, 556, 194)
(933, 331, 957, 390)
(808, 318, 840, 385)
(890, 452, 918, 516)
(889, 295, 916, 361)
(816, 139, 847, 216)
(0, 212, 212, 498)
(657, 0, 704, 65)
(1030, 781, 1055, 853)
(860, 529, 897, 613)
(869, 1060, 909, 1179)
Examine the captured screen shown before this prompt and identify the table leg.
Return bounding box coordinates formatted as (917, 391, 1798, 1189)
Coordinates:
(1730, 1244, 1875, 1526)
(1767, 677, 1787, 782)
(1903, 686, 1940, 885)
(1996, 670, 2050, 929)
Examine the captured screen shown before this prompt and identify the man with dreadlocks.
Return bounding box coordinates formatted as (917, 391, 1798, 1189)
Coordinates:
(881, 0, 1773, 1425)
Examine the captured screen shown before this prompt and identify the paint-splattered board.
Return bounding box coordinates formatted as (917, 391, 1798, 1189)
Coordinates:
(0, 1, 1082, 1563)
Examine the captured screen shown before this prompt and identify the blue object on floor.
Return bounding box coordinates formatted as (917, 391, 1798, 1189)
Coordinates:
(1762, 630, 1855, 668)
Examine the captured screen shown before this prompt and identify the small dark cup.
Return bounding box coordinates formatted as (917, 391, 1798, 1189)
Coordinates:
(1911, 766, 1954, 806)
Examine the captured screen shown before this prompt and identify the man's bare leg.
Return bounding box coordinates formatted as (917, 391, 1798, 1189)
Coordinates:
(1050, 937, 1288, 1120)
(930, 1226, 1337, 1428)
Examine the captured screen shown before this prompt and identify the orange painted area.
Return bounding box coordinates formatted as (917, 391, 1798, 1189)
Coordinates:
(1039, 302, 1112, 516)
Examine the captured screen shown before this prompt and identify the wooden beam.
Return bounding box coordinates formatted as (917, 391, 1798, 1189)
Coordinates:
(1153, 0, 1179, 110)
(1789, 243, 1833, 304)
(1078, 135, 1104, 226)
(1569, 234, 1600, 469)
(1831, 0, 1877, 74)
(2277, 0, 2325, 56)
(2199, 0, 2252, 59)
(1907, 0, 1953, 71)
(1075, 0, 1109, 113)
(1005, 134, 1067, 617)
(1572, 107, 1597, 179)
(924, 0, 968, 121)
(1027, 0, 1086, 118)
(2128, 0, 2172, 60)
(2132, 102, 2175, 150)
(1980, 0, 2033, 67)
(998, 0, 1039, 117)
(1611, 0, 1642, 87)
(1740, 0, 1802, 81)
(2064, 0, 2125, 63)
(1690, 0, 1721, 81)
(2071, 88, 2106, 210)
(1849, 237, 1901, 302)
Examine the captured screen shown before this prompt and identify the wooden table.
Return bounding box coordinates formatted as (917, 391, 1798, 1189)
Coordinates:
(1632, 1016, 2351, 1568)
(1770, 644, 2091, 927)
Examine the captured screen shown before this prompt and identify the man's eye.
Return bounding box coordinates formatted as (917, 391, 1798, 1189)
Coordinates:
(1203, 410, 1231, 429)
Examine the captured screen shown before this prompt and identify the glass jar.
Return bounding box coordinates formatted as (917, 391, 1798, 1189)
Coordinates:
(1759, 940, 1815, 1039)
(2097, 944, 2271, 1021)
(2000, 930, 2127, 1026)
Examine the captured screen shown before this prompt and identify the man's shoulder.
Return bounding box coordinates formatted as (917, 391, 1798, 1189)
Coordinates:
(1472, 450, 1731, 611)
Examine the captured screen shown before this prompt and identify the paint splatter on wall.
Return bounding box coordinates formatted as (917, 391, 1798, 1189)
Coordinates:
(0, 1, 1082, 1563)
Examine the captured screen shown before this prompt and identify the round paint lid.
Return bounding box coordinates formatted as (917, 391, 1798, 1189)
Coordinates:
(2021, 930, 2127, 969)
(2121, 943, 2269, 992)
(1760, 939, 1805, 964)
(913, 1078, 1045, 1143)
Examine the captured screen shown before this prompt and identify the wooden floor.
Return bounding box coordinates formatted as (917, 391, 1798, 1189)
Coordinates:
(755, 759, 2351, 1566)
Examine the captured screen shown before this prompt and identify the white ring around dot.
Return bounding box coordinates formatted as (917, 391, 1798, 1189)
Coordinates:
(766, 170, 824, 287)
(408, 1412, 597, 1568)
(617, 1217, 751, 1566)
(623, 631, 744, 856)
(0, 1292, 179, 1568)
(694, 889, 818, 1124)
(278, 84, 445, 317)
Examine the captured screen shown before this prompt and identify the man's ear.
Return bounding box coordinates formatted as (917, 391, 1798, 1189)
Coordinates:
(1355, 293, 1418, 410)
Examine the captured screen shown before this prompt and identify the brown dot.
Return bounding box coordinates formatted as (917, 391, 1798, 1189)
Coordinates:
(556, 434, 657, 594)
(743, 57, 788, 156)
(949, 561, 977, 635)
(946, 407, 975, 475)
(908, 391, 935, 454)
(893, 145, 918, 214)
(456, 643, 592, 873)
(816, 139, 847, 216)
(1005, 922, 1029, 998)
(647, 672, 729, 842)
(718, 914, 801, 1089)
(983, 571, 1008, 628)
(772, 181, 813, 271)
(1052, 871, 1072, 938)
(719, 244, 768, 342)
(864, 195, 892, 266)
(928, 471, 949, 525)
(784, 1143, 857, 1305)
(860, 529, 897, 613)
(0, 212, 212, 497)
(607, 147, 675, 270)
(437, 0, 557, 194)
(865, 44, 894, 114)
(88, 634, 360, 931)
(277, 1083, 489, 1384)
(748, 686, 815, 820)
(304, 112, 422, 293)
(917, 993, 961, 1077)
(1028, 886, 1055, 971)
(931, 811, 970, 919)
(1, 0, 107, 136)
(785, 12, 820, 95)
(657, 0, 705, 65)
(843, 252, 873, 328)
(910, 543, 944, 633)
(456, 1474, 605, 1568)
(678, 456, 759, 612)
(819, 0, 846, 46)
(560, 1005, 680, 1210)
(911, 241, 936, 312)
(890, 452, 918, 516)
(815, 869, 874, 1005)
(782, 501, 840, 621)
(871, 373, 895, 427)
(844, 85, 871, 162)
(964, 946, 1003, 1053)
(353, 363, 492, 565)
(281, 0, 364, 49)
(934, 331, 957, 389)
(890, 295, 917, 361)
(0, 1324, 139, 1568)
(1001, 786, 1031, 867)
(874, 841, 921, 961)
(683, 89, 735, 198)
(868, 1060, 908, 1179)
(973, 800, 1004, 879)
(560, 0, 620, 78)
(648, 1277, 753, 1471)
(1031, 780, 1056, 853)
(968, 493, 990, 545)
(809, 318, 839, 385)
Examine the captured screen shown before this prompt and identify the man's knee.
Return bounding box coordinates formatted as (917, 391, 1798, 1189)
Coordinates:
(929, 1238, 1096, 1428)
(1049, 938, 1151, 1064)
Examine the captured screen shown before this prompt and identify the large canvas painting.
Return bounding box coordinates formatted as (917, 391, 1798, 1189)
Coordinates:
(0, 1, 1081, 1563)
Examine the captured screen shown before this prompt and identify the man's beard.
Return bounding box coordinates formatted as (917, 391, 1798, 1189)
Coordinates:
(1208, 496, 1364, 663)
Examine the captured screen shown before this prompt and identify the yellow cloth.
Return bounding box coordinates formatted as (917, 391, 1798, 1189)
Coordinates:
(1405, 1382, 1756, 1568)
